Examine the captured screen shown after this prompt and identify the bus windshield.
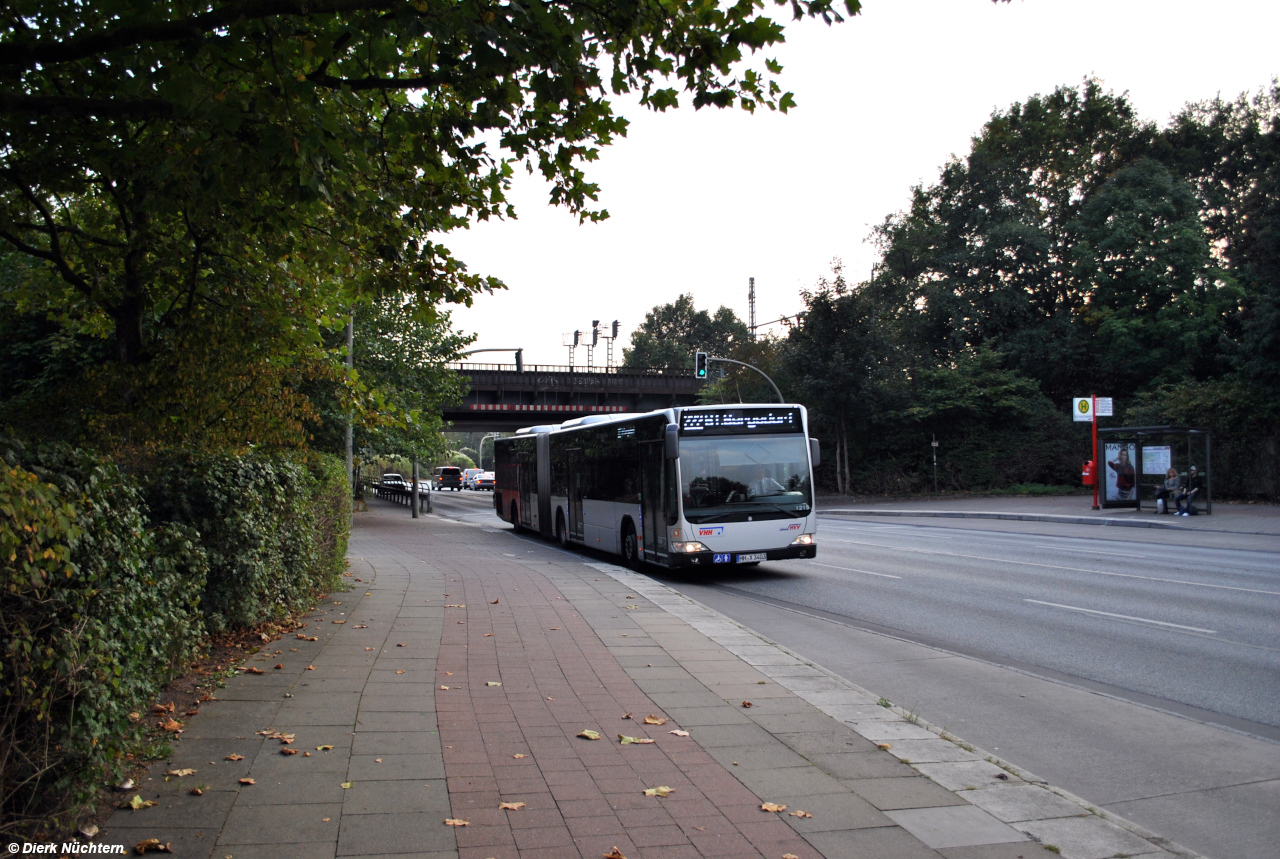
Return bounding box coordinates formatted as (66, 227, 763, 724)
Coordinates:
(679, 435, 812, 524)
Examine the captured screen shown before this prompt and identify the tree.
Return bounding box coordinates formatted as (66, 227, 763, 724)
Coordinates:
(622, 293, 751, 370)
(1, 0, 854, 448)
(779, 263, 904, 493)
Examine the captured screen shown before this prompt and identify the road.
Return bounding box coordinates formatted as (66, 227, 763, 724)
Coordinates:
(425, 488, 1280, 859)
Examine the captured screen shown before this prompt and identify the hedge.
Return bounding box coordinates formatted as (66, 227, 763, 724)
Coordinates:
(1, 442, 350, 830)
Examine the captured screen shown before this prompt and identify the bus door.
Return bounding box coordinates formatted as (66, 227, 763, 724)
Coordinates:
(567, 448, 584, 540)
(640, 442, 664, 561)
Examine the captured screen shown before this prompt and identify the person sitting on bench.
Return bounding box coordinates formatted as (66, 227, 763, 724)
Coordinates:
(1174, 466, 1202, 516)
(1155, 467, 1179, 514)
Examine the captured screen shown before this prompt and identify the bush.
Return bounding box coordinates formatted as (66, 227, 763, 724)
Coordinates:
(1, 441, 206, 829)
(142, 450, 350, 632)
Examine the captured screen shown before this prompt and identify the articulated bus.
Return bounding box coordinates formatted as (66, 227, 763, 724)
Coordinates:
(492, 404, 818, 568)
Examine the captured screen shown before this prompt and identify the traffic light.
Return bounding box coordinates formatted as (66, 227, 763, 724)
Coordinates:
(695, 352, 708, 378)
(592, 327, 599, 347)
(611, 320, 619, 338)
(573, 330, 580, 346)
(515, 349, 523, 372)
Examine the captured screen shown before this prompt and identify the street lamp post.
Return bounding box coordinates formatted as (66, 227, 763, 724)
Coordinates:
(704, 356, 784, 404)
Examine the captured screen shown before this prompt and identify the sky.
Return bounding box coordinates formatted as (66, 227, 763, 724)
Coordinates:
(441, 0, 1279, 368)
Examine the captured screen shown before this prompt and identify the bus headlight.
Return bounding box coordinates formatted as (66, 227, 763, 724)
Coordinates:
(789, 534, 814, 546)
(671, 541, 710, 553)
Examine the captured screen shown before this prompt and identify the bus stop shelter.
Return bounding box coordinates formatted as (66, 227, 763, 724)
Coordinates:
(1098, 426, 1212, 514)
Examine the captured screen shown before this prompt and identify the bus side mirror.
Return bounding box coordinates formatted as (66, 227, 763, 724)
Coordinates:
(809, 438, 820, 468)
(665, 425, 679, 460)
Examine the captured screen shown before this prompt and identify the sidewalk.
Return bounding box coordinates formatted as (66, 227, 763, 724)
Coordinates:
(817, 494, 1280, 536)
(96, 500, 1193, 859)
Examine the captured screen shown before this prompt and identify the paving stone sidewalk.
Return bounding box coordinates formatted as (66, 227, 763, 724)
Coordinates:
(98, 500, 1192, 859)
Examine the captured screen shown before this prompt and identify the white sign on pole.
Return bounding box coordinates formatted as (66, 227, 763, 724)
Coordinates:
(1072, 398, 1094, 422)
(1095, 397, 1114, 417)
(1143, 446, 1171, 475)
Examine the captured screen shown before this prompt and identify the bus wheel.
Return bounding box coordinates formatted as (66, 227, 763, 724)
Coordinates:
(621, 522, 640, 569)
(556, 511, 569, 549)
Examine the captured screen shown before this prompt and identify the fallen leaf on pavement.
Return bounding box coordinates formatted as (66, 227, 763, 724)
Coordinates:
(549, 627, 561, 630)
(625, 595, 635, 599)
(625, 605, 638, 610)
(513, 754, 526, 759)
(241, 667, 265, 675)
(741, 701, 752, 708)
(365, 647, 374, 651)
(353, 624, 368, 629)
(576, 729, 601, 740)
(876, 743, 891, 750)
(668, 730, 690, 737)
(341, 782, 354, 789)
(444, 604, 465, 608)
(165, 768, 197, 777)
(789, 810, 813, 818)
(332, 620, 345, 624)
(484, 633, 493, 637)
(486, 681, 501, 687)
(618, 735, 654, 745)
(322, 817, 330, 822)
(185, 709, 199, 716)
(439, 685, 450, 690)
(317, 745, 334, 751)
(445, 671, 453, 675)
(783, 854, 801, 859)
(128, 711, 141, 722)
(397, 643, 406, 647)
(160, 718, 183, 733)
(281, 748, 297, 755)
(603, 848, 627, 859)
(133, 838, 172, 854)
(122, 795, 157, 810)
(189, 788, 203, 796)
(444, 818, 469, 827)
(278, 734, 295, 743)
(643, 786, 673, 797)
(151, 702, 175, 714)
(498, 801, 525, 810)
(116, 779, 135, 791)
(621, 713, 632, 720)
(643, 715, 667, 725)
(274, 664, 284, 669)
(395, 670, 405, 674)
(198, 694, 217, 702)
(225, 753, 244, 761)
(760, 802, 787, 812)
(80, 825, 99, 838)
(239, 778, 256, 785)
(490, 598, 499, 604)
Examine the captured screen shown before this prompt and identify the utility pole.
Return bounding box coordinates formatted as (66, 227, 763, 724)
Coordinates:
(411, 461, 420, 519)
(748, 277, 756, 340)
(931, 435, 939, 494)
(345, 316, 354, 519)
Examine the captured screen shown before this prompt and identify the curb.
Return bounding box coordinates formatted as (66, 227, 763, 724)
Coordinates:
(819, 508, 1279, 536)
(595, 560, 1209, 859)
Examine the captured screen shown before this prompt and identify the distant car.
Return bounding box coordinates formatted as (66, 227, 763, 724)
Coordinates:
(461, 467, 484, 489)
(433, 466, 462, 491)
(475, 471, 495, 491)
(380, 472, 409, 488)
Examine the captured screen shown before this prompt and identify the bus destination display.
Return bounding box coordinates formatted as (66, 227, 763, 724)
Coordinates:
(680, 407, 802, 435)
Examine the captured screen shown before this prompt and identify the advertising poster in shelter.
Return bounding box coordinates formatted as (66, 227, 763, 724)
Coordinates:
(1102, 441, 1139, 508)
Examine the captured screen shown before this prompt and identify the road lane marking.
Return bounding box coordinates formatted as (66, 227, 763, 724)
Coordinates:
(1023, 600, 1217, 633)
(1031, 544, 1151, 559)
(826, 539, 1280, 596)
(811, 562, 901, 579)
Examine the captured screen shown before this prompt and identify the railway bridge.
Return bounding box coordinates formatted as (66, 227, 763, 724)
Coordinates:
(442, 362, 705, 431)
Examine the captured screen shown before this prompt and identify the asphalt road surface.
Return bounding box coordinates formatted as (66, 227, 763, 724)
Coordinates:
(422, 489, 1280, 859)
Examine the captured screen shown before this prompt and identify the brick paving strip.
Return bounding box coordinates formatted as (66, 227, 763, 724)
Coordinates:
(98, 499, 1194, 859)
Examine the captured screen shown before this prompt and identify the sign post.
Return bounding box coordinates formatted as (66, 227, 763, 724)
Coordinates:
(1073, 396, 1102, 509)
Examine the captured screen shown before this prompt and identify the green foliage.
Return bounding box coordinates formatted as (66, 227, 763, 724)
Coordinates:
(446, 452, 476, 470)
(1, 440, 206, 828)
(784, 79, 1279, 498)
(142, 450, 349, 632)
(0, 0, 853, 451)
(623, 294, 752, 370)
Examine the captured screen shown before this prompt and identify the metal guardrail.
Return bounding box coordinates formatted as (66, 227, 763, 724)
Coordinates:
(372, 482, 430, 512)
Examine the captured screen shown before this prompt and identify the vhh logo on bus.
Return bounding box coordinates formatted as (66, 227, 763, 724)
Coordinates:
(698, 527, 724, 537)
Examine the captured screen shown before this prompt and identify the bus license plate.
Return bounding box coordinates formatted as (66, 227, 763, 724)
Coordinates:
(713, 554, 731, 563)
(736, 553, 767, 563)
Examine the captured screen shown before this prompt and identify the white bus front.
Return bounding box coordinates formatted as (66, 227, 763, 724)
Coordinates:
(666, 406, 817, 567)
